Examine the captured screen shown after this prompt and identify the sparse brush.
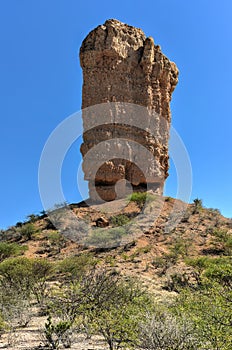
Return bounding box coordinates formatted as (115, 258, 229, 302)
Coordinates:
(110, 214, 130, 226)
(192, 198, 203, 214)
(127, 192, 156, 208)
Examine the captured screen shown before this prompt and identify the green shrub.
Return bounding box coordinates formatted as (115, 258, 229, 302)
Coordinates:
(19, 223, 37, 240)
(192, 198, 203, 214)
(152, 253, 178, 275)
(140, 311, 202, 350)
(174, 256, 232, 348)
(127, 192, 156, 208)
(26, 213, 39, 223)
(174, 283, 232, 350)
(56, 254, 97, 281)
(210, 229, 232, 255)
(43, 231, 66, 252)
(48, 269, 152, 350)
(31, 258, 53, 304)
(0, 257, 33, 290)
(0, 257, 52, 301)
(185, 256, 232, 288)
(203, 260, 232, 286)
(110, 214, 130, 226)
(208, 208, 221, 215)
(85, 227, 127, 248)
(169, 238, 190, 259)
(0, 242, 27, 262)
(164, 271, 190, 292)
(44, 315, 72, 350)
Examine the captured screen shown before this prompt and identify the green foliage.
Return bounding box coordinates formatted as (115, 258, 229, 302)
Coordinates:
(175, 285, 232, 350)
(44, 315, 72, 349)
(31, 258, 53, 304)
(152, 253, 178, 275)
(92, 279, 151, 350)
(170, 237, 191, 259)
(0, 257, 34, 294)
(94, 302, 141, 350)
(0, 313, 6, 335)
(46, 231, 63, 244)
(26, 213, 39, 223)
(210, 229, 232, 255)
(192, 198, 203, 214)
(0, 257, 53, 329)
(0, 242, 27, 262)
(185, 256, 232, 287)
(56, 253, 97, 281)
(18, 222, 37, 240)
(48, 269, 151, 350)
(208, 208, 221, 215)
(127, 192, 156, 207)
(110, 214, 130, 226)
(0, 257, 53, 302)
(140, 310, 202, 349)
(164, 271, 191, 292)
(85, 227, 127, 248)
(0, 257, 34, 328)
(202, 258, 232, 285)
(44, 231, 66, 253)
(174, 256, 232, 349)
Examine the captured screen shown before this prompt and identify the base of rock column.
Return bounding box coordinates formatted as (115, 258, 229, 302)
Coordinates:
(89, 181, 164, 203)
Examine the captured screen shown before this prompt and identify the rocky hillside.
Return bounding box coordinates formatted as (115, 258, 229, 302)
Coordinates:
(1, 195, 231, 289)
(0, 194, 231, 349)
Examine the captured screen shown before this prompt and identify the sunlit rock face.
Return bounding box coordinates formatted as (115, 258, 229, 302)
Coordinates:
(80, 19, 178, 201)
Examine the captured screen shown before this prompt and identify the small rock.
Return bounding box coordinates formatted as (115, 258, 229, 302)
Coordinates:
(95, 217, 109, 228)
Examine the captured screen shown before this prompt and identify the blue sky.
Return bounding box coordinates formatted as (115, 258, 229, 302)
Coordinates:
(0, 0, 232, 229)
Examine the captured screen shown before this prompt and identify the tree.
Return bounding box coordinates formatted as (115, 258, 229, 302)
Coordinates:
(192, 198, 203, 214)
(43, 315, 72, 350)
(0, 242, 27, 262)
(92, 278, 151, 350)
(175, 257, 232, 350)
(139, 311, 202, 350)
(19, 222, 37, 240)
(47, 268, 152, 350)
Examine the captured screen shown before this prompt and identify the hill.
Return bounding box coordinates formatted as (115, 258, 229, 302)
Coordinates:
(0, 194, 231, 349)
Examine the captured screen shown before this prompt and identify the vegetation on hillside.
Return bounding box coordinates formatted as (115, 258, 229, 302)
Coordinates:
(0, 195, 231, 349)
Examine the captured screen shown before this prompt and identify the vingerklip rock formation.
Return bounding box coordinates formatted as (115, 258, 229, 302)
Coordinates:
(80, 19, 178, 201)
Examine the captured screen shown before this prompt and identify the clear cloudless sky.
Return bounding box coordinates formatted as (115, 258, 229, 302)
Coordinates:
(0, 0, 232, 229)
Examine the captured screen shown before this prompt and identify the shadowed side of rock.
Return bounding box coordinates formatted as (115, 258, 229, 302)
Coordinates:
(80, 19, 178, 201)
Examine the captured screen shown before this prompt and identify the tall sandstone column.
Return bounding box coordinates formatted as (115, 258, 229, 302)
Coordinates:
(80, 19, 178, 201)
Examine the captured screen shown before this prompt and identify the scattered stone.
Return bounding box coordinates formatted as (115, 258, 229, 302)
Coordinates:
(95, 217, 109, 227)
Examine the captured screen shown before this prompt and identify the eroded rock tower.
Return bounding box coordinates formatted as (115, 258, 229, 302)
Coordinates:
(80, 19, 178, 201)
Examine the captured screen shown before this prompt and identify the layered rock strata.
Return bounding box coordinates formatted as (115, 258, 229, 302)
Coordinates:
(80, 19, 178, 201)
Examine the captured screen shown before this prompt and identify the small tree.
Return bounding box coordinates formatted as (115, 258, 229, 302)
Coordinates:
(0, 242, 27, 262)
(210, 229, 232, 255)
(175, 257, 232, 350)
(127, 192, 156, 209)
(43, 315, 72, 350)
(90, 276, 152, 349)
(56, 253, 97, 282)
(19, 222, 37, 240)
(139, 311, 202, 350)
(192, 198, 203, 214)
(85, 227, 126, 248)
(27, 213, 39, 223)
(47, 269, 152, 350)
(31, 258, 53, 305)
